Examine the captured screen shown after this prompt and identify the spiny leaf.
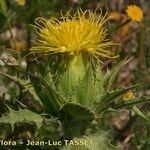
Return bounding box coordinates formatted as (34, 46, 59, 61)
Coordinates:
(104, 59, 128, 90)
(44, 65, 53, 84)
(113, 96, 150, 109)
(30, 75, 65, 115)
(101, 83, 141, 103)
(59, 103, 95, 121)
(94, 64, 105, 100)
(42, 77, 66, 107)
(95, 84, 141, 113)
(0, 108, 44, 129)
(132, 106, 150, 122)
(0, 72, 41, 104)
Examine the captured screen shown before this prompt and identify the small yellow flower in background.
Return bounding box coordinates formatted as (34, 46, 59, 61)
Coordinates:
(126, 5, 143, 22)
(109, 11, 121, 21)
(31, 8, 118, 61)
(122, 90, 135, 101)
(15, 0, 26, 6)
(10, 40, 24, 51)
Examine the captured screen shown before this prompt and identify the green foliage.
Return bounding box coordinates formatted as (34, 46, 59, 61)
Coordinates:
(1, 57, 147, 124)
(57, 56, 128, 109)
(97, 84, 140, 112)
(30, 74, 65, 115)
(59, 103, 94, 121)
(103, 60, 126, 90)
(0, 108, 43, 128)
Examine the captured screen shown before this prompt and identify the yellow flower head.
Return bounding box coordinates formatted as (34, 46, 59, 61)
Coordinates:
(31, 8, 118, 61)
(126, 5, 143, 22)
(122, 90, 135, 101)
(15, 0, 26, 6)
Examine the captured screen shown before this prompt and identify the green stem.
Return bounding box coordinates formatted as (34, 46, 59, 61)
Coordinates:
(108, 19, 130, 33)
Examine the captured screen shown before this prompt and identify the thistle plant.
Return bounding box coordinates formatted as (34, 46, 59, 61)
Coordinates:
(0, 6, 150, 150)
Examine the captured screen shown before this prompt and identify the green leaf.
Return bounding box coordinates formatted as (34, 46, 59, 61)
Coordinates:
(132, 106, 150, 122)
(0, 108, 43, 128)
(101, 83, 140, 103)
(104, 59, 127, 90)
(113, 96, 150, 109)
(59, 103, 94, 121)
(30, 75, 65, 115)
(94, 64, 105, 100)
(96, 84, 140, 113)
(44, 65, 53, 84)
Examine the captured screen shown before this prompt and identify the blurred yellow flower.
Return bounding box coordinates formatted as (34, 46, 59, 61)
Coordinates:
(10, 40, 24, 51)
(31, 8, 118, 61)
(122, 90, 135, 101)
(126, 5, 143, 22)
(15, 0, 26, 6)
(109, 11, 121, 21)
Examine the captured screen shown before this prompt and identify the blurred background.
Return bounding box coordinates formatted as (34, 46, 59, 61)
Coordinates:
(0, 0, 150, 149)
